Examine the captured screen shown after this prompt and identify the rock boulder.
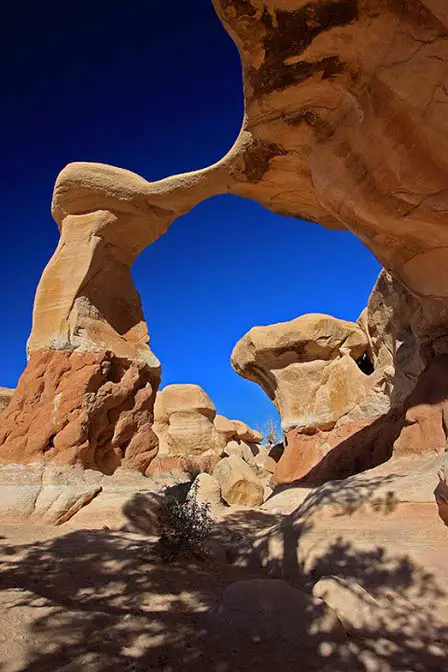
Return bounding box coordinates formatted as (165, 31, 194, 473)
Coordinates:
(153, 384, 218, 457)
(153, 384, 262, 464)
(213, 455, 264, 507)
(187, 472, 222, 515)
(231, 313, 391, 485)
(210, 578, 345, 648)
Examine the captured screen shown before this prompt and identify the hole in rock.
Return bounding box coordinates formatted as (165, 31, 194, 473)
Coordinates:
(356, 351, 374, 376)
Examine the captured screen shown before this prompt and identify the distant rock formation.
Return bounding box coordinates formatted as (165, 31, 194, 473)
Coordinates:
(153, 384, 220, 457)
(153, 383, 262, 461)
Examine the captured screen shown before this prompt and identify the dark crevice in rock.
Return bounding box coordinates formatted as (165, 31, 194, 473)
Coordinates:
(356, 351, 375, 376)
(219, 0, 257, 19)
(43, 434, 57, 453)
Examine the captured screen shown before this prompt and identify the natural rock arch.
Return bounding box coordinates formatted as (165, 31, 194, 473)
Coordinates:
(1, 0, 447, 474)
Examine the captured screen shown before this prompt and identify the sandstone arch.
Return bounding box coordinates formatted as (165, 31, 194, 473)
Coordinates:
(0, 0, 447, 474)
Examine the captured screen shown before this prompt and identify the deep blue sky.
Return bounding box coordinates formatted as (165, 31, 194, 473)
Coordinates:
(1, 1, 380, 430)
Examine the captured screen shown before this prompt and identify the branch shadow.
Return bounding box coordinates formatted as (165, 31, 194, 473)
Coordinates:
(0, 473, 446, 671)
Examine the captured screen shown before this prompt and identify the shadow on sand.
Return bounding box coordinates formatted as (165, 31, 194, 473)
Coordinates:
(0, 476, 446, 672)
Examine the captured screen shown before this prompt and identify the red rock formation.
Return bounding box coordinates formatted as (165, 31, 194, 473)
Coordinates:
(0, 349, 158, 474)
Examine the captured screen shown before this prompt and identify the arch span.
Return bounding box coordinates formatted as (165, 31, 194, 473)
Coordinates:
(1, 0, 447, 473)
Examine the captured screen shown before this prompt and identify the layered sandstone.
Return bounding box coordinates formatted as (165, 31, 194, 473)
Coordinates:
(0, 463, 164, 527)
(153, 384, 220, 457)
(231, 313, 392, 484)
(0, 463, 102, 525)
(213, 0, 448, 301)
(153, 383, 262, 460)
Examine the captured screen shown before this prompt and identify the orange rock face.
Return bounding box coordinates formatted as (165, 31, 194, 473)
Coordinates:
(275, 417, 386, 485)
(232, 267, 448, 486)
(274, 356, 448, 485)
(0, 349, 158, 474)
(214, 0, 448, 301)
(0, 164, 171, 473)
(272, 354, 448, 487)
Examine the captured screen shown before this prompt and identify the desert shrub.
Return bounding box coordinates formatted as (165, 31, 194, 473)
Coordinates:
(158, 482, 214, 561)
(258, 416, 283, 447)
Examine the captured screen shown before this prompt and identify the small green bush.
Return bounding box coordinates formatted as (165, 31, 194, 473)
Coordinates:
(158, 483, 214, 561)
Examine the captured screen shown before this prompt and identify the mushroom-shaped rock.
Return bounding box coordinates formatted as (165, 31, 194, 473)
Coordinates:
(213, 455, 264, 507)
(153, 386, 264, 465)
(231, 313, 394, 485)
(153, 384, 217, 457)
(232, 313, 376, 432)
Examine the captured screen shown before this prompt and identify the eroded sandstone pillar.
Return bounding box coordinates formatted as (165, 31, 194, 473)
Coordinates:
(231, 312, 395, 484)
(232, 270, 448, 486)
(0, 163, 178, 473)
